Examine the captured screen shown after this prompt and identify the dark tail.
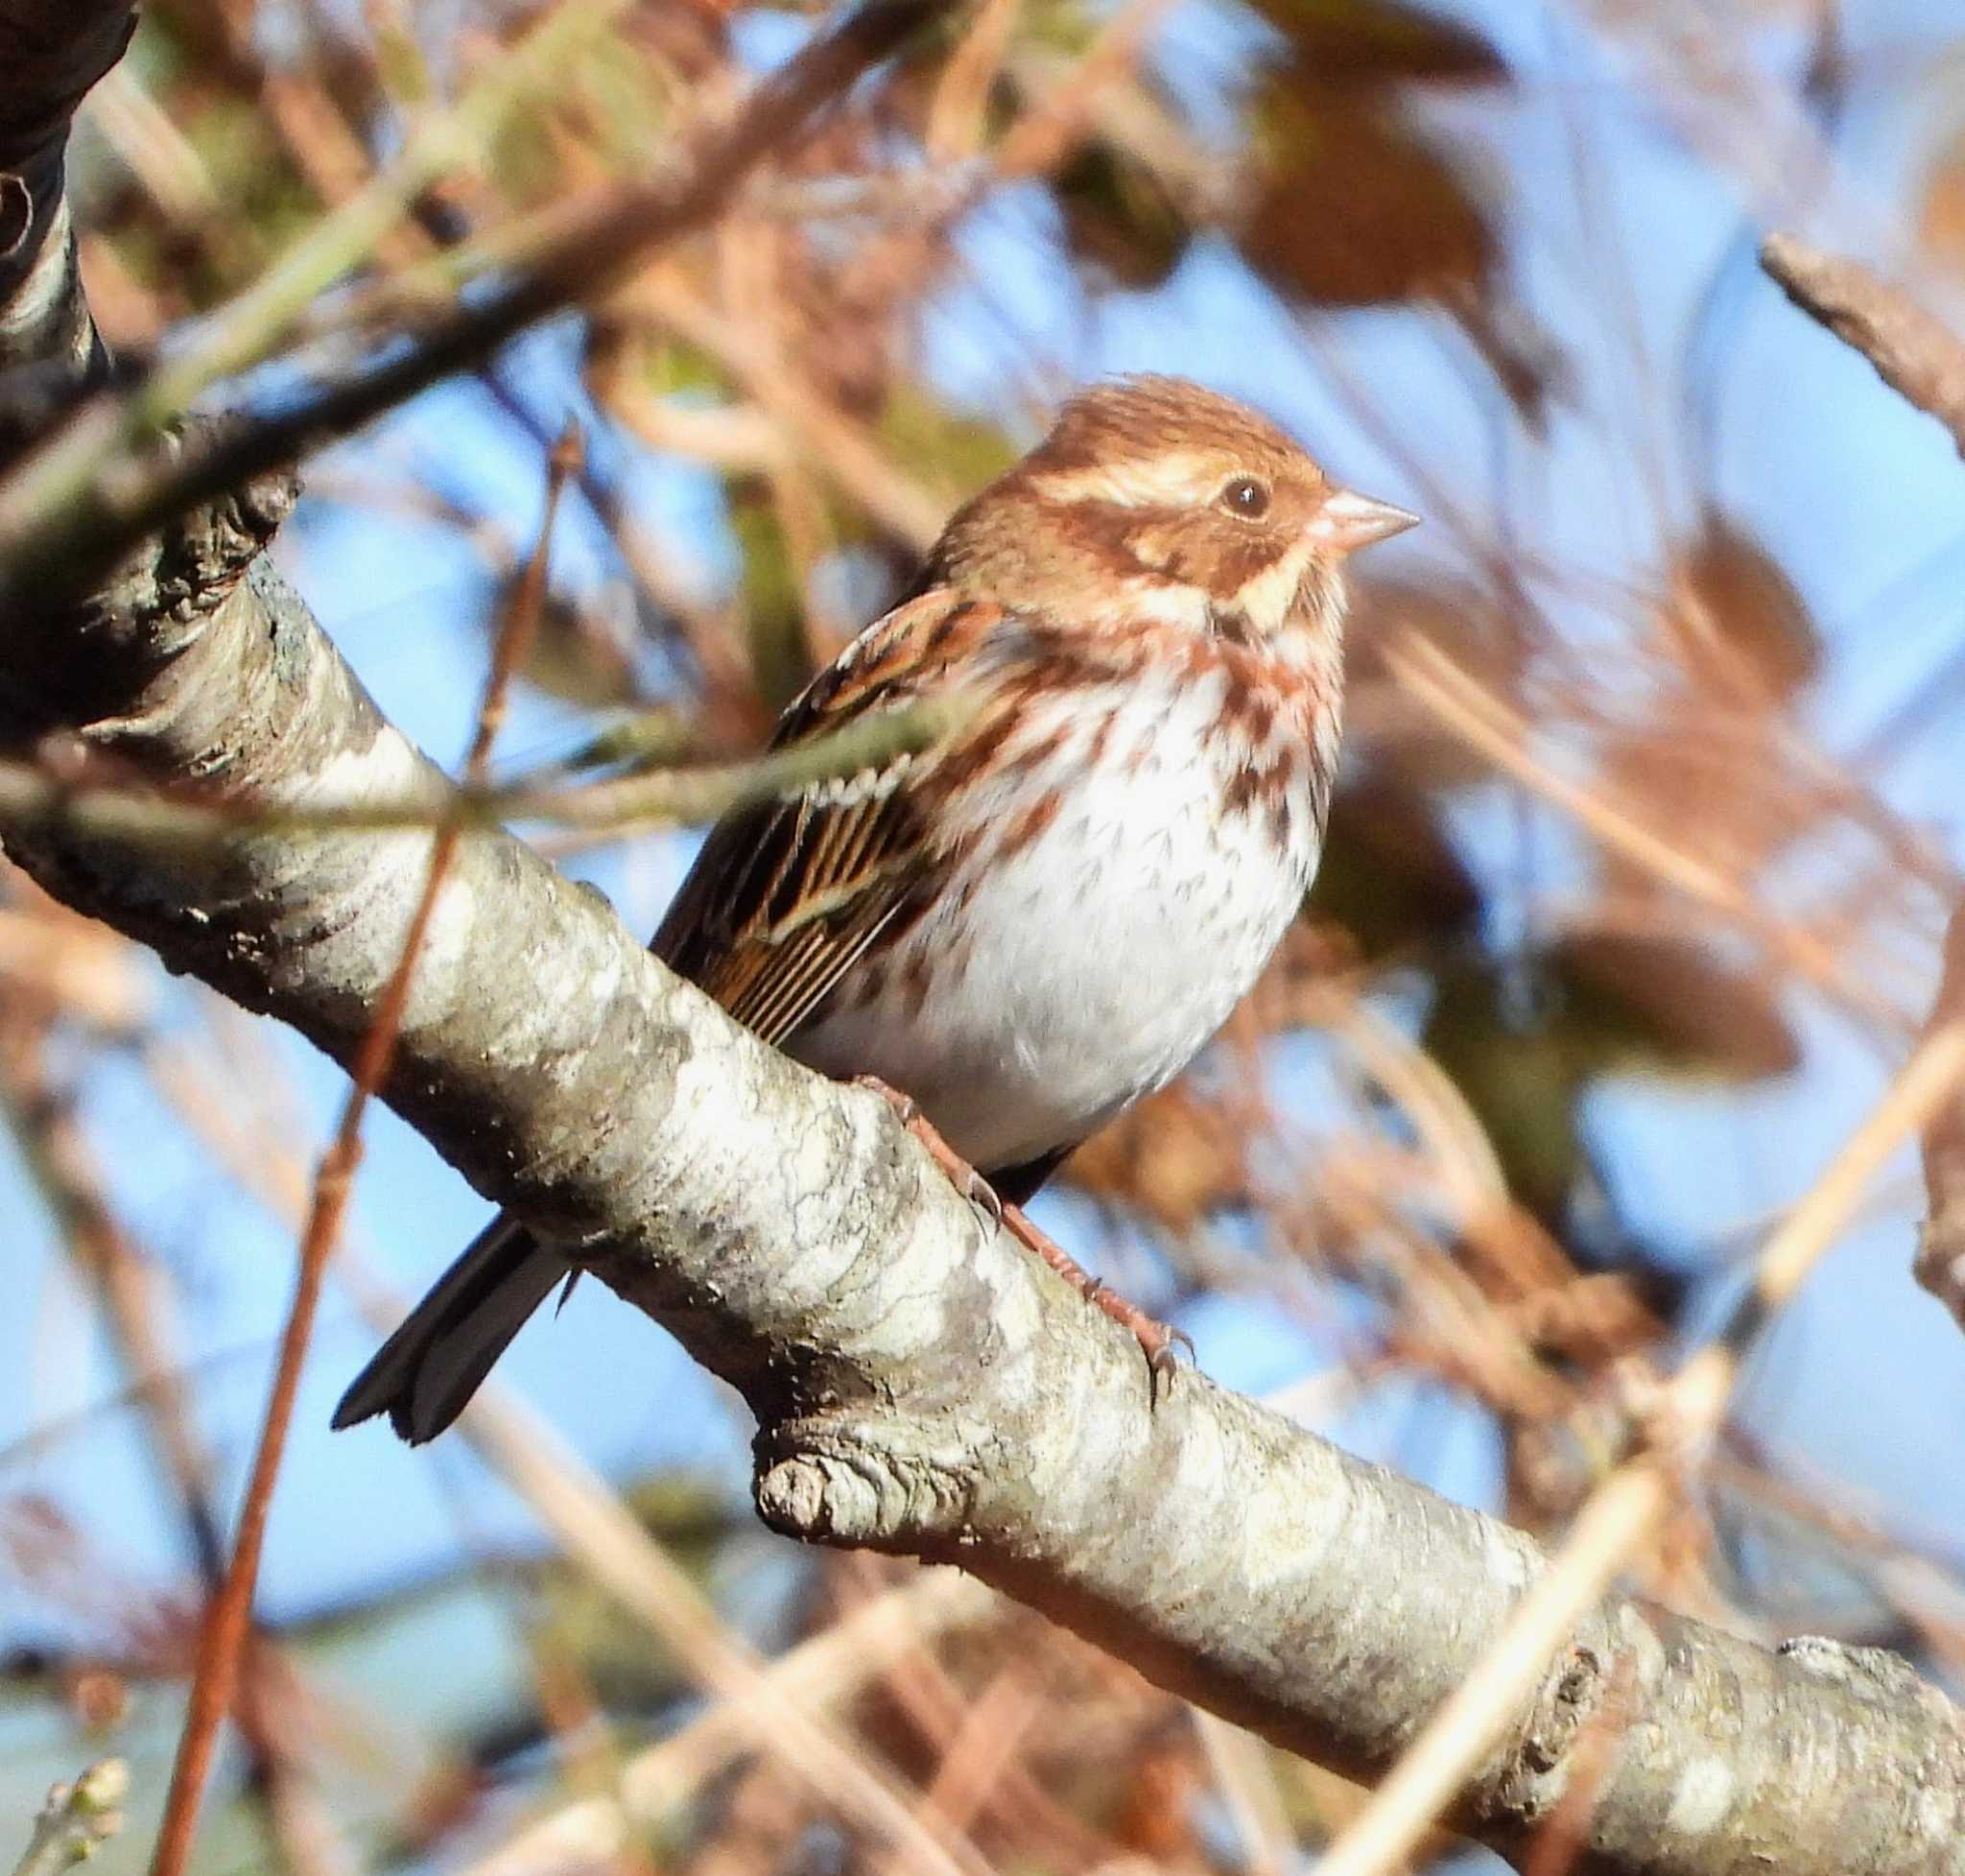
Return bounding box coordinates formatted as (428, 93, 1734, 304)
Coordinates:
(333, 1215, 571, 1444)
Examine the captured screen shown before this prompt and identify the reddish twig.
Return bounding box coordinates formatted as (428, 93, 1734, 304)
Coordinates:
(147, 430, 581, 1876)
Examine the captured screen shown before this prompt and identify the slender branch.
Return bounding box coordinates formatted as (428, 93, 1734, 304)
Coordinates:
(1316, 1020, 1965, 1876)
(0, 0, 948, 612)
(1919, 912, 1965, 1326)
(1760, 232, 1965, 459)
(457, 1572, 1002, 1876)
(0, 696, 961, 846)
(1757, 232, 1965, 1334)
(10, 1762, 127, 1876)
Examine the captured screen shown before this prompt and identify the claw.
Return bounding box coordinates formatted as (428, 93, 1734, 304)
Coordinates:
(963, 1169, 1005, 1231)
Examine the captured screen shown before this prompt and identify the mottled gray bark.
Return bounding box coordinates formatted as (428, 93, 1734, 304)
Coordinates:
(0, 15, 1962, 1874)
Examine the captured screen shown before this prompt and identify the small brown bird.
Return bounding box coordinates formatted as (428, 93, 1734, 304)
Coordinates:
(336, 375, 1415, 1443)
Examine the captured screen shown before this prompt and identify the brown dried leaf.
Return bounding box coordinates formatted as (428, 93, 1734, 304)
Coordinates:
(1241, 0, 1507, 88)
(1659, 513, 1819, 707)
(0, 891, 153, 1032)
(1243, 88, 1494, 310)
(1062, 1081, 1252, 1233)
(1345, 575, 1523, 788)
(1919, 126, 1965, 276)
(1554, 930, 1801, 1083)
(1597, 723, 1807, 890)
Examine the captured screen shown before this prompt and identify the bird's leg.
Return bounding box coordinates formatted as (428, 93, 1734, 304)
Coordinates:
(997, 1197, 1193, 1401)
(851, 1076, 1000, 1223)
(851, 1075, 1192, 1398)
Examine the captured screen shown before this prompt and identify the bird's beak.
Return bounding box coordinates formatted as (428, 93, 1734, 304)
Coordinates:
(1307, 487, 1420, 557)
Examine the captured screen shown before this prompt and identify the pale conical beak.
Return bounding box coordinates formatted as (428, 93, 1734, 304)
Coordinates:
(1307, 487, 1420, 557)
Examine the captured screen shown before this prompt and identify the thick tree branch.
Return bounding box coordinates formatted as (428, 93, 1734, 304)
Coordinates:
(0, 32, 1962, 1876)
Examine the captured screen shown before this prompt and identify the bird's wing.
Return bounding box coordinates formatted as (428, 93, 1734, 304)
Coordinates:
(651, 587, 1012, 1049)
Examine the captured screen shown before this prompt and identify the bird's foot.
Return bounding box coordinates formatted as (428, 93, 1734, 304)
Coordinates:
(852, 1076, 1001, 1225)
(851, 1075, 1191, 1401)
(1000, 1199, 1193, 1404)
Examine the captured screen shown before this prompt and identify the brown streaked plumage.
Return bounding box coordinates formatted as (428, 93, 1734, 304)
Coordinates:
(335, 377, 1416, 1443)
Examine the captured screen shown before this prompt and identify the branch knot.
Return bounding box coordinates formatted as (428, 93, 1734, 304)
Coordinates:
(755, 1427, 975, 1548)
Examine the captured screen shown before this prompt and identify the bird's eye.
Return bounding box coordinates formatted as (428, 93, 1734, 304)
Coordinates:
(1219, 476, 1271, 518)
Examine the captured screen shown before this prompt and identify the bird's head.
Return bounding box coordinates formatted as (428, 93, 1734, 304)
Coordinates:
(932, 376, 1415, 650)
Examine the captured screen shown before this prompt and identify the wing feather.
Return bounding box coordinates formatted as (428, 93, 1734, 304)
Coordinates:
(651, 589, 1007, 1050)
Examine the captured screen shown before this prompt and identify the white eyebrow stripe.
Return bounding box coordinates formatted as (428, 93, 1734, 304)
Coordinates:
(1027, 451, 1231, 508)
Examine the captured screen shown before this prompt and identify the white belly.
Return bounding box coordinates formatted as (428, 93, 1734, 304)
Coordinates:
(790, 672, 1321, 1174)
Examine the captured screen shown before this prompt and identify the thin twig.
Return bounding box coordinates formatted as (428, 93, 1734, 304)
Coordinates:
(1314, 1018, 1965, 1876)
(0, 697, 960, 844)
(1380, 628, 1905, 1031)
(462, 1573, 1001, 1876)
(1761, 233, 1965, 459)
(438, 1383, 996, 1876)
(146, 438, 580, 1876)
(0, 1019, 343, 1876)
(134, 1017, 1003, 1876)
(0, 0, 945, 611)
(11, 1762, 128, 1876)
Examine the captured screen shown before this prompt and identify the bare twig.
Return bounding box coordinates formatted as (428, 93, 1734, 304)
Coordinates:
(1314, 1018, 1965, 1876)
(0, 697, 959, 843)
(458, 1565, 1002, 1876)
(1761, 233, 1965, 460)
(1380, 628, 1906, 1030)
(0, 0, 946, 608)
(1919, 911, 1965, 1326)
(1755, 234, 1965, 1334)
(11, 1762, 127, 1876)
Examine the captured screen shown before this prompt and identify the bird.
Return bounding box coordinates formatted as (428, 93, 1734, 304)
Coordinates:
(334, 374, 1416, 1444)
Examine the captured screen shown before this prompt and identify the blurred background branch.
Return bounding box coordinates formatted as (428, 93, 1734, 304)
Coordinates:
(1762, 231, 1965, 459)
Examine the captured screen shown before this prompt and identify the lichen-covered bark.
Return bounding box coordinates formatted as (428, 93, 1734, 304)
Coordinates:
(2, 12, 1963, 1873)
